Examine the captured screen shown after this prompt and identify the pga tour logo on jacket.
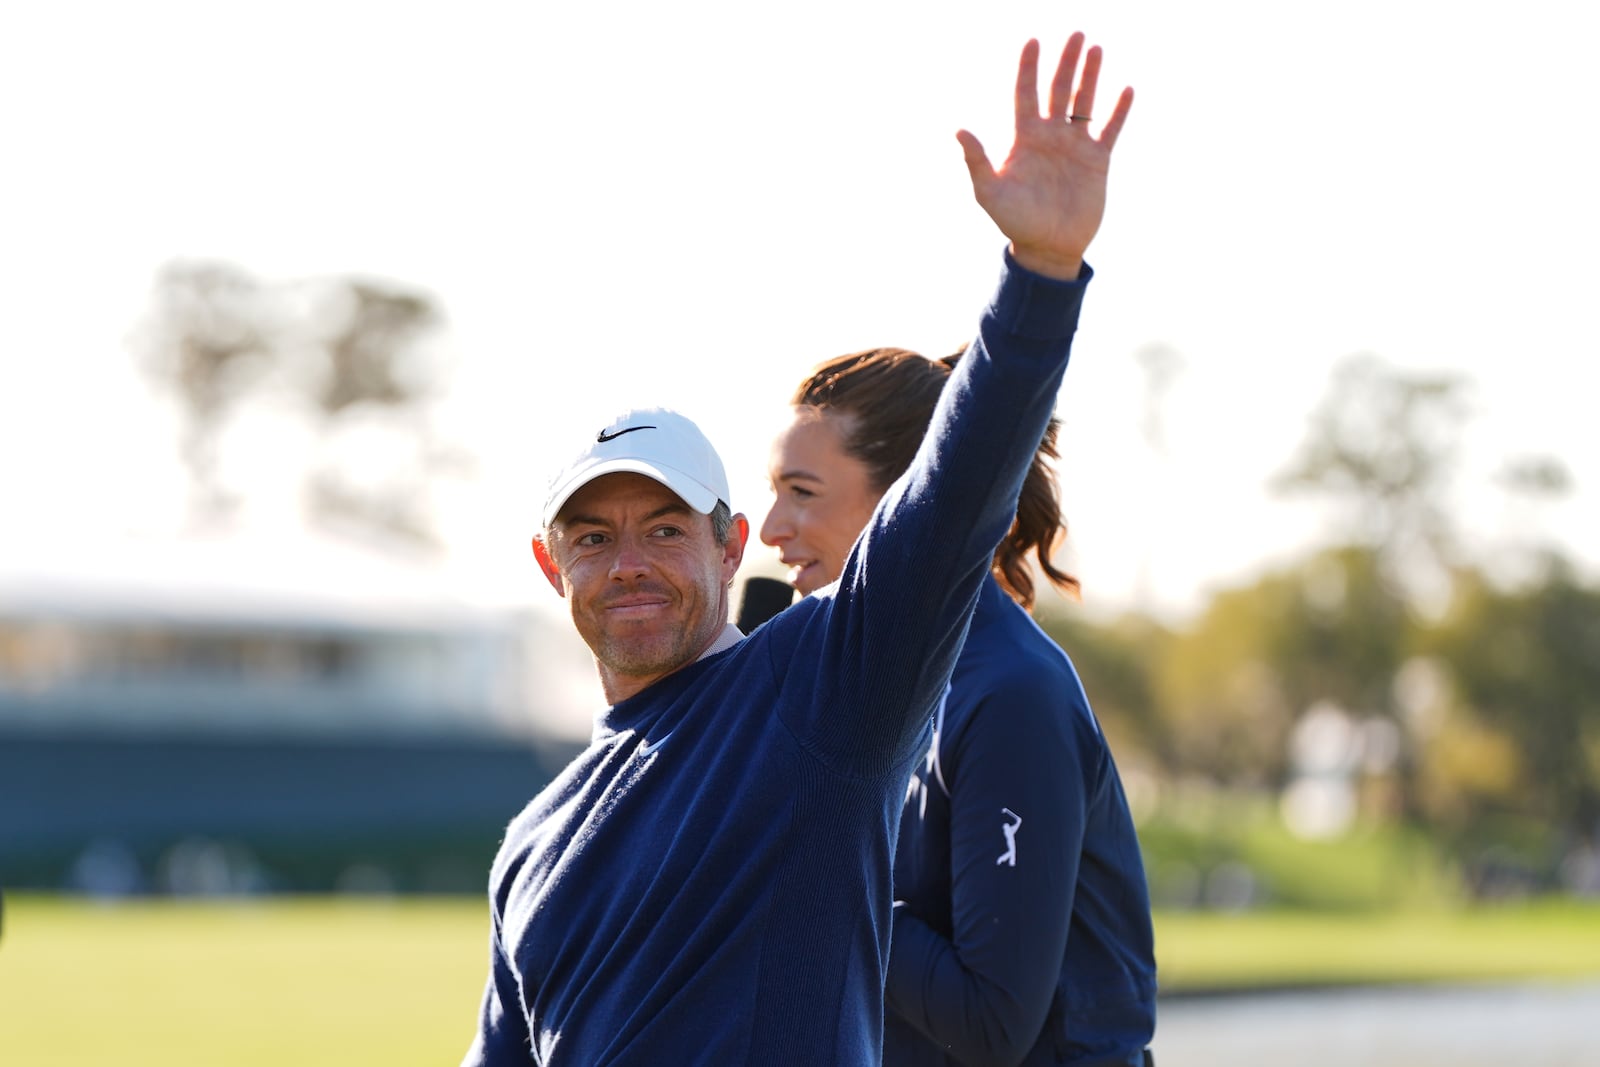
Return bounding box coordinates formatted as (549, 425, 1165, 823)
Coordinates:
(996, 807, 1021, 867)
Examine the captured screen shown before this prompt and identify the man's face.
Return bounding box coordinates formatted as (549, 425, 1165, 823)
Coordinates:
(536, 472, 744, 702)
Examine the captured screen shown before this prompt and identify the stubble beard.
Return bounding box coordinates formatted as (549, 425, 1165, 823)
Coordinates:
(578, 590, 724, 692)
(594, 624, 700, 682)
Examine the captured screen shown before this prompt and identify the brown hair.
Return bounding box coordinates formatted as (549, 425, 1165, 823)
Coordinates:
(790, 346, 1079, 610)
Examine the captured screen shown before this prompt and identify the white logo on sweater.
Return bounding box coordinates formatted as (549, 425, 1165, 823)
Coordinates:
(996, 807, 1022, 867)
(639, 731, 674, 757)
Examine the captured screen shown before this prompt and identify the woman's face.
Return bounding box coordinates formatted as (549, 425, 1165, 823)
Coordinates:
(760, 409, 884, 595)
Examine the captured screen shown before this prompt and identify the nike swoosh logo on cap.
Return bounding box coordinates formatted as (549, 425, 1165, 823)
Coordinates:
(597, 425, 656, 443)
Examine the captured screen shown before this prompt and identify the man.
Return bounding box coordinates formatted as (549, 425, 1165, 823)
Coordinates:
(464, 32, 1133, 1066)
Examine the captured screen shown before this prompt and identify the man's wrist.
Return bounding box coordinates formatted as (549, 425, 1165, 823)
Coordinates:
(1007, 241, 1086, 281)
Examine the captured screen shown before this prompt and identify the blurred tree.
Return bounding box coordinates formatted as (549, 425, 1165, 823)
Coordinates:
(1130, 343, 1184, 612)
(1496, 455, 1574, 498)
(1272, 547, 1411, 738)
(137, 261, 460, 547)
(309, 279, 441, 417)
(1152, 575, 1295, 788)
(1272, 353, 1472, 606)
(1486, 453, 1576, 588)
(1034, 607, 1176, 771)
(136, 261, 278, 523)
(1133, 342, 1183, 457)
(1429, 559, 1600, 876)
(1151, 546, 1421, 817)
(1272, 547, 1420, 823)
(296, 277, 459, 549)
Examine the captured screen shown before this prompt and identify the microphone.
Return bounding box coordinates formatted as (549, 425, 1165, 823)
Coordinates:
(737, 577, 796, 634)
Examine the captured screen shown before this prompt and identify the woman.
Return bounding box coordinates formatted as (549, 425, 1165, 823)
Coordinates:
(761, 346, 1157, 1067)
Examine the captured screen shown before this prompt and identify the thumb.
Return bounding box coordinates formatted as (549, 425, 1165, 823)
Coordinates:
(955, 129, 996, 200)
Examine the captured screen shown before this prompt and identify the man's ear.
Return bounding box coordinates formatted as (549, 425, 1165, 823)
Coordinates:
(723, 514, 750, 582)
(531, 535, 567, 597)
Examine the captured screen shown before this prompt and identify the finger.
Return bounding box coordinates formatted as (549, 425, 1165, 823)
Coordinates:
(1097, 86, 1135, 151)
(1014, 39, 1041, 126)
(955, 129, 997, 198)
(1071, 44, 1103, 126)
(1046, 32, 1085, 121)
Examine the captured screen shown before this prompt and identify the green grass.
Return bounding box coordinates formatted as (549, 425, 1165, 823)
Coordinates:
(1138, 802, 1461, 911)
(0, 895, 489, 1067)
(2, 894, 1599, 1065)
(1155, 900, 1600, 992)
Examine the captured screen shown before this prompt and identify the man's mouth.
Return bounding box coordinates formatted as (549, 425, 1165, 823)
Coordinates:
(604, 595, 671, 616)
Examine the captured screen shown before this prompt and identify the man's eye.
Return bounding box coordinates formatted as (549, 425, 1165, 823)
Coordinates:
(575, 532, 607, 547)
(649, 526, 683, 539)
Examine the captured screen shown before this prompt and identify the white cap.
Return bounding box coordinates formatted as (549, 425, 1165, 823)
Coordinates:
(540, 407, 731, 527)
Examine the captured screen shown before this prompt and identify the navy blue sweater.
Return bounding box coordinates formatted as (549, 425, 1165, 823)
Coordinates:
(464, 254, 1089, 1066)
(884, 578, 1157, 1067)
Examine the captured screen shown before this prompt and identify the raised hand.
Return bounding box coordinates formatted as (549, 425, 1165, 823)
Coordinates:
(957, 33, 1134, 280)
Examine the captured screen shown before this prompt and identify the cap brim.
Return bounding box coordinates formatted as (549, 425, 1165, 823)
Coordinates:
(541, 458, 720, 526)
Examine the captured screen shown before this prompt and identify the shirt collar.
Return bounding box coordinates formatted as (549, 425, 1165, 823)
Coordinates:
(698, 622, 745, 661)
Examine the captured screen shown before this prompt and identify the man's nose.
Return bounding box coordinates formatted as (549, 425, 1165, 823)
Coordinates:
(608, 535, 652, 579)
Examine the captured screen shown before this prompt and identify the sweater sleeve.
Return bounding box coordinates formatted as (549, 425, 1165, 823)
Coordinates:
(884, 669, 1095, 1065)
(787, 253, 1091, 777)
(461, 908, 534, 1066)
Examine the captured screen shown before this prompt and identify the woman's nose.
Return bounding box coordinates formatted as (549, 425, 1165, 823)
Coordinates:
(759, 503, 791, 547)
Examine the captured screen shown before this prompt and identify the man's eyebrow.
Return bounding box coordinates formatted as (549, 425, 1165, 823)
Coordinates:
(561, 501, 694, 528)
(643, 501, 694, 522)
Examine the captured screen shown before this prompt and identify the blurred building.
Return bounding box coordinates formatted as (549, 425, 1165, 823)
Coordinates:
(0, 532, 590, 894)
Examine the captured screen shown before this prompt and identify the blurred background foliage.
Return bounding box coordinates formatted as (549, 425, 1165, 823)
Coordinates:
(132, 258, 469, 546)
(1036, 348, 1596, 908)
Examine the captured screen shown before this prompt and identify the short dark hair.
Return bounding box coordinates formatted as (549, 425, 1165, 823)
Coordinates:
(791, 346, 1079, 609)
(709, 500, 735, 546)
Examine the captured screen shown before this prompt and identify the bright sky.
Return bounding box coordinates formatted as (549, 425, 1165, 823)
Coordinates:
(4, 0, 1597, 628)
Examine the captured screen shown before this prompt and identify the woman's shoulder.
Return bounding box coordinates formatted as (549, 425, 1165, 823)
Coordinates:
(966, 589, 1085, 681)
(947, 595, 1098, 736)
